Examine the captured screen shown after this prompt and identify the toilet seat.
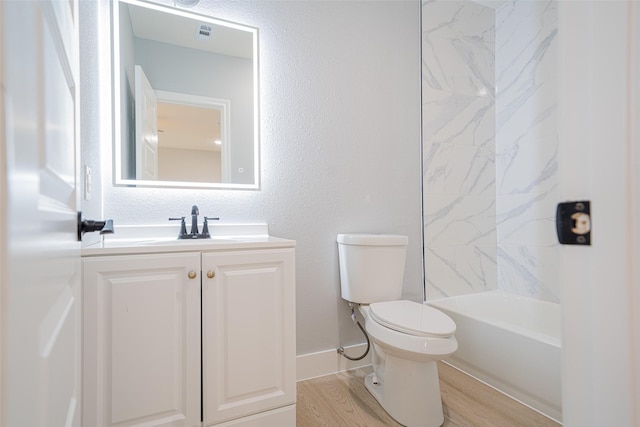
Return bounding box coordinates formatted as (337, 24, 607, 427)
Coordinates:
(369, 300, 456, 338)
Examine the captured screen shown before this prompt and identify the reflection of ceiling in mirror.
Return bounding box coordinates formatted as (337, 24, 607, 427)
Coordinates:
(157, 102, 221, 152)
(126, 3, 253, 59)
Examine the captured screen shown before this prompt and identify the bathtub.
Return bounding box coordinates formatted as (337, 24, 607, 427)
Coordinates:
(428, 291, 562, 423)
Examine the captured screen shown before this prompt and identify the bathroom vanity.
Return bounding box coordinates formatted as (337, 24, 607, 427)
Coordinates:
(81, 226, 296, 427)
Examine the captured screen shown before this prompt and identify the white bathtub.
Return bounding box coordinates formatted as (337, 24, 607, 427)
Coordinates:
(428, 291, 562, 423)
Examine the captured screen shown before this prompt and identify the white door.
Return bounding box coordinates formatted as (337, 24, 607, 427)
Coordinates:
(135, 65, 158, 180)
(1, 0, 82, 426)
(558, 1, 640, 425)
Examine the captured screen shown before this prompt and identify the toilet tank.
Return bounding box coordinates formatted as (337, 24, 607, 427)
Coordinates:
(337, 234, 408, 304)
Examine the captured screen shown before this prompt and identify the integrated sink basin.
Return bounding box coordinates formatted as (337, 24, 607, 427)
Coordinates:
(81, 223, 294, 256)
(138, 237, 238, 245)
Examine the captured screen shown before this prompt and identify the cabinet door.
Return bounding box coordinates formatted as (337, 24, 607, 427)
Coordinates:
(202, 249, 296, 426)
(83, 253, 201, 427)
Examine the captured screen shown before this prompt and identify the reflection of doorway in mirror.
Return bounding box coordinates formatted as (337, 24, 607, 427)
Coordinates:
(134, 66, 158, 180)
(157, 102, 220, 182)
(154, 91, 231, 183)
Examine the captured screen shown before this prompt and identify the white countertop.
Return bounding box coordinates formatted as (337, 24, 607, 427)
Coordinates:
(81, 223, 296, 256)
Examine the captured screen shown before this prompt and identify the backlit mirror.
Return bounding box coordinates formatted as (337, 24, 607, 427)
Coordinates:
(113, 0, 259, 189)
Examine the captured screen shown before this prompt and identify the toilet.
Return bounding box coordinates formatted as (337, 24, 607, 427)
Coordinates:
(337, 233, 457, 427)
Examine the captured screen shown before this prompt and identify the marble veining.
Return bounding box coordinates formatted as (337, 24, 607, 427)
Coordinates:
(422, 0, 558, 303)
(425, 245, 497, 299)
(496, 246, 560, 302)
(423, 0, 495, 97)
(496, 136, 557, 195)
(423, 0, 497, 298)
(423, 90, 495, 147)
(495, 0, 558, 302)
(424, 142, 495, 195)
(495, 189, 558, 246)
(424, 195, 496, 246)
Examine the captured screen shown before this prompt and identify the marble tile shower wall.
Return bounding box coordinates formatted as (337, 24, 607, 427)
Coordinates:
(422, 0, 560, 302)
(495, 0, 559, 303)
(422, 1, 497, 299)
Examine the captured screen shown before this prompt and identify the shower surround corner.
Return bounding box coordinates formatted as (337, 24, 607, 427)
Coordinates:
(422, 0, 559, 303)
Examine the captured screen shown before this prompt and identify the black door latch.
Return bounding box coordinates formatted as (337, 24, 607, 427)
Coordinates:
(77, 212, 114, 241)
(556, 201, 591, 245)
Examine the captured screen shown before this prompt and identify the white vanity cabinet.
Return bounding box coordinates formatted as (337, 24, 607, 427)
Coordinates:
(82, 237, 296, 427)
(82, 252, 202, 427)
(202, 249, 296, 426)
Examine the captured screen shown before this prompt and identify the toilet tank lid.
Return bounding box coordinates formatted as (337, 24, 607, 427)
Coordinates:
(337, 234, 408, 246)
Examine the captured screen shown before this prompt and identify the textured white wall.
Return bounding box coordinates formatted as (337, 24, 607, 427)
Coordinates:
(84, 0, 421, 356)
(80, 0, 112, 247)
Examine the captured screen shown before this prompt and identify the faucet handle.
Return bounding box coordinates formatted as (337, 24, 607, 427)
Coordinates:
(201, 217, 220, 238)
(201, 218, 210, 238)
(169, 217, 188, 239)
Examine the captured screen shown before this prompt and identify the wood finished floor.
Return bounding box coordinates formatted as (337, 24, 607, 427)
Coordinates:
(296, 362, 561, 427)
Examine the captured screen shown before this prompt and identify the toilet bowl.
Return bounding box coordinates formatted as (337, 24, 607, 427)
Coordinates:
(337, 234, 457, 427)
(359, 301, 456, 427)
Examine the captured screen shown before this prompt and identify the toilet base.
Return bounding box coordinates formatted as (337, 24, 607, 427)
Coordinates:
(364, 355, 445, 427)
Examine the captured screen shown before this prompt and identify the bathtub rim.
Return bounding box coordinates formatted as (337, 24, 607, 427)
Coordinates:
(427, 290, 562, 348)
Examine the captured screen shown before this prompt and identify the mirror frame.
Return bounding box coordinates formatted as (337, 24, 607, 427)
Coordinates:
(112, 0, 260, 190)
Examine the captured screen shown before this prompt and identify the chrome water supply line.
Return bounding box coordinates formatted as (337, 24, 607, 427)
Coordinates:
(337, 303, 370, 361)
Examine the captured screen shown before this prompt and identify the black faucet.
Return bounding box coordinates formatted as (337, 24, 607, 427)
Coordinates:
(169, 205, 219, 239)
(190, 205, 200, 236)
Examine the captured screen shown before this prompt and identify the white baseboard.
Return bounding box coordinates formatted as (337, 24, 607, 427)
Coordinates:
(296, 343, 370, 382)
(212, 404, 295, 426)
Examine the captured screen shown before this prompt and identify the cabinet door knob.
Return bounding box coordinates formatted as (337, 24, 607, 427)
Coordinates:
(207, 270, 215, 279)
(188, 271, 197, 279)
